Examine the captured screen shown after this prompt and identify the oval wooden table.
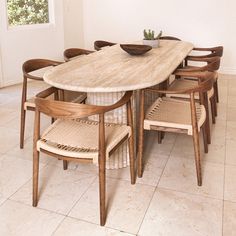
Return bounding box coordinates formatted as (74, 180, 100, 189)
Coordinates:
(44, 40, 193, 169)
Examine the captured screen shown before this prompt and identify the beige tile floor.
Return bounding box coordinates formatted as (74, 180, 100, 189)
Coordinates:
(0, 74, 236, 235)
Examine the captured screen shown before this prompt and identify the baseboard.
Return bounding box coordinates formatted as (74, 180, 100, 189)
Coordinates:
(219, 67, 236, 75)
(0, 79, 22, 88)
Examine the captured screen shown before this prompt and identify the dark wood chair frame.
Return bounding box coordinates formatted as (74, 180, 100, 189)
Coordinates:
(138, 71, 214, 186)
(94, 40, 116, 51)
(185, 46, 223, 103)
(63, 48, 94, 62)
(33, 87, 135, 226)
(176, 56, 221, 126)
(20, 59, 63, 149)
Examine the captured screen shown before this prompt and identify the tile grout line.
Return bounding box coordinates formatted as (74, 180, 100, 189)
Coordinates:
(136, 133, 178, 235)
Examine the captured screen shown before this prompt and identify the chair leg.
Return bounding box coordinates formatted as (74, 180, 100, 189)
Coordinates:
(98, 113, 106, 226)
(190, 94, 202, 186)
(32, 150, 40, 207)
(20, 109, 26, 149)
(126, 98, 135, 185)
(203, 93, 211, 144)
(63, 160, 68, 170)
(138, 90, 145, 178)
(214, 95, 218, 117)
(192, 131, 202, 186)
(201, 125, 208, 154)
(98, 153, 106, 226)
(158, 131, 162, 144)
(128, 136, 135, 185)
(214, 80, 219, 103)
(210, 97, 216, 124)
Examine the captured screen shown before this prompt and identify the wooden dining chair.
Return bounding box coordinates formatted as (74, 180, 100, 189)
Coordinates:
(170, 56, 221, 126)
(20, 59, 62, 149)
(63, 48, 94, 62)
(94, 40, 116, 51)
(185, 46, 223, 103)
(159, 36, 181, 41)
(138, 71, 214, 186)
(33, 87, 135, 226)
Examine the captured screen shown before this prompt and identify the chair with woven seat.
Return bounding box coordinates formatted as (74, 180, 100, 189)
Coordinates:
(20, 59, 63, 149)
(185, 46, 223, 103)
(94, 40, 116, 51)
(169, 56, 221, 126)
(138, 71, 214, 186)
(63, 48, 94, 62)
(33, 87, 135, 226)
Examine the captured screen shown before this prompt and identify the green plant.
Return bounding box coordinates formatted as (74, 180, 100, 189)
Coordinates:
(7, 0, 49, 26)
(143, 29, 162, 40)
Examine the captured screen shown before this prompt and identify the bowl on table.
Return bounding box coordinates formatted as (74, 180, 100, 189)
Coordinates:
(120, 44, 152, 56)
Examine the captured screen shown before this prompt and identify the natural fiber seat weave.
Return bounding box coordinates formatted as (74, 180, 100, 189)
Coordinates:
(144, 97, 206, 135)
(37, 119, 131, 163)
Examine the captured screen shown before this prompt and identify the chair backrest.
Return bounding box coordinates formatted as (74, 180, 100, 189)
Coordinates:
(94, 40, 116, 51)
(185, 56, 221, 72)
(63, 48, 94, 62)
(193, 46, 223, 58)
(159, 36, 181, 41)
(35, 87, 133, 119)
(148, 71, 214, 95)
(203, 56, 221, 71)
(22, 59, 62, 80)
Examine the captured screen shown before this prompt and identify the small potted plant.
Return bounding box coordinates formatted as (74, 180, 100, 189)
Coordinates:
(143, 29, 162, 48)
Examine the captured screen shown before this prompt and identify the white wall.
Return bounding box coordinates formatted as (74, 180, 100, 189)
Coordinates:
(0, 0, 65, 87)
(63, 0, 84, 48)
(82, 0, 236, 74)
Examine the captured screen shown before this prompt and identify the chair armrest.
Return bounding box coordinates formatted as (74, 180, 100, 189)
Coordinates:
(36, 87, 59, 99)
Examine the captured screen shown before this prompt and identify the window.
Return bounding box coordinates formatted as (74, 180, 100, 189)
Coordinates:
(7, 0, 50, 26)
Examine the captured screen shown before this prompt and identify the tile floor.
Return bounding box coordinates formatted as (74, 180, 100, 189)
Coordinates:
(0, 74, 236, 235)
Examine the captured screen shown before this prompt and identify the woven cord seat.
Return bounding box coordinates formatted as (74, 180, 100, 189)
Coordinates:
(38, 119, 131, 163)
(144, 97, 206, 135)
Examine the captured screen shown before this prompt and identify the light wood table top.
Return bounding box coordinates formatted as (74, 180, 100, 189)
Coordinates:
(44, 40, 193, 92)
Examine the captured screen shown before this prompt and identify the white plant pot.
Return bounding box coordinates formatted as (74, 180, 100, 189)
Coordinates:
(143, 39, 159, 48)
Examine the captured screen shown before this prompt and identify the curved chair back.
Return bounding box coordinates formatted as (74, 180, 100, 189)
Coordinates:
(193, 46, 223, 58)
(159, 36, 181, 41)
(63, 48, 94, 62)
(94, 40, 116, 51)
(23, 59, 62, 80)
(35, 87, 133, 119)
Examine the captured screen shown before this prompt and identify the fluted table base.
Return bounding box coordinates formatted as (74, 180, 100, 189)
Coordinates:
(87, 92, 136, 169)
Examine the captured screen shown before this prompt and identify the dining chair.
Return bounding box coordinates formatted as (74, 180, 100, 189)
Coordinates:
(185, 46, 223, 103)
(138, 71, 214, 186)
(63, 48, 94, 62)
(159, 36, 181, 41)
(169, 56, 221, 125)
(20, 59, 63, 149)
(33, 87, 135, 226)
(63, 48, 95, 103)
(94, 40, 116, 51)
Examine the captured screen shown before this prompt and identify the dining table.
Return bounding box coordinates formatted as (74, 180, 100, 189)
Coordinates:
(43, 40, 194, 169)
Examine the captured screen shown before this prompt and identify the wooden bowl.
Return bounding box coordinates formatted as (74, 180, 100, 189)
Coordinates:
(120, 44, 152, 55)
